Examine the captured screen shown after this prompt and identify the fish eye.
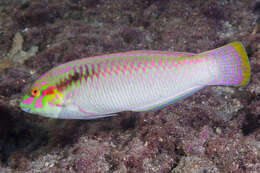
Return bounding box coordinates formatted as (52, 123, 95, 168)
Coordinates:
(31, 88, 40, 97)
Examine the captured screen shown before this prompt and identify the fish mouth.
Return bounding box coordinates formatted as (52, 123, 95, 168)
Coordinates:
(21, 107, 31, 113)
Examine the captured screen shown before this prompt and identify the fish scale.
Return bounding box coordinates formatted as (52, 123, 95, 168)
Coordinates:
(71, 54, 210, 114)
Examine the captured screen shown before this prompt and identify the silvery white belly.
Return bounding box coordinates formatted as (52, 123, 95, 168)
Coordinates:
(71, 61, 213, 114)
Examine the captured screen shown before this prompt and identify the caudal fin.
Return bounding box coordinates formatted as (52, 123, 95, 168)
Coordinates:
(200, 42, 250, 86)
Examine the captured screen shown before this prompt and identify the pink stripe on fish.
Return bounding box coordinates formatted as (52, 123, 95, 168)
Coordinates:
(150, 59, 155, 69)
(181, 59, 186, 66)
(55, 104, 64, 107)
(109, 62, 114, 75)
(122, 61, 127, 74)
(192, 58, 199, 64)
(103, 61, 108, 74)
(22, 96, 34, 105)
(48, 102, 63, 108)
(158, 59, 162, 66)
(161, 59, 167, 70)
(124, 61, 132, 74)
(97, 63, 101, 74)
(48, 102, 55, 107)
(130, 61, 134, 70)
(143, 61, 148, 72)
(68, 51, 196, 65)
(34, 97, 43, 108)
(90, 64, 95, 80)
(33, 83, 41, 89)
(164, 59, 168, 67)
(171, 60, 177, 68)
(77, 105, 96, 115)
(41, 81, 47, 85)
(37, 73, 48, 80)
(187, 59, 194, 65)
(114, 61, 120, 75)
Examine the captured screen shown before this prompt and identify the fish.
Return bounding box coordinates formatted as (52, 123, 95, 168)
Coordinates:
(20, 42, 250, 119)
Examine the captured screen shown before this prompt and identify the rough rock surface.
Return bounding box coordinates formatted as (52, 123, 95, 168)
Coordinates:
(0, 0, 259, 172)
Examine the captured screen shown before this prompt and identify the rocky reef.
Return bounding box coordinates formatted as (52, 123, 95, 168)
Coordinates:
(0, 0, 259, 172)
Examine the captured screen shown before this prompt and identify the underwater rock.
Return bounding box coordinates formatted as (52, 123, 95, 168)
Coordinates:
(7, 32, 38, 64)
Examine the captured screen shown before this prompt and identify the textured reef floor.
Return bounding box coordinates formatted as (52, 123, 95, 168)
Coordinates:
(0, 0, 259, 172)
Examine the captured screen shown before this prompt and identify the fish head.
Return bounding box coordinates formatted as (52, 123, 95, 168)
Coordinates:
(20, 80, 64, 118)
